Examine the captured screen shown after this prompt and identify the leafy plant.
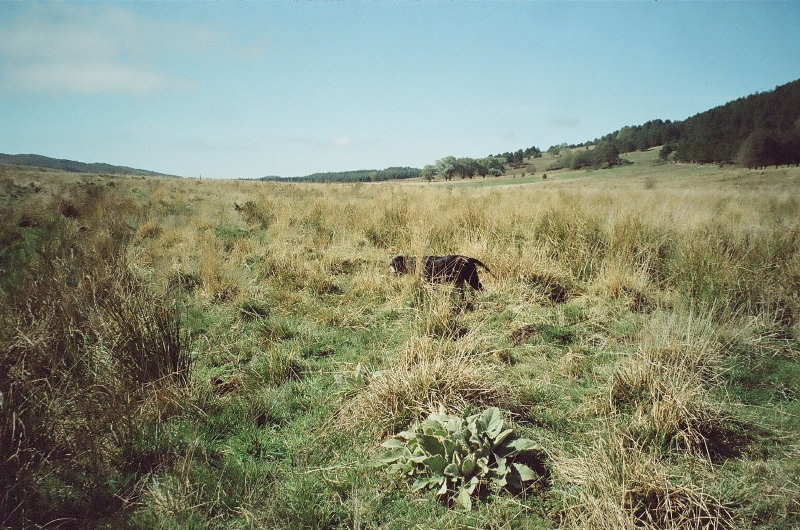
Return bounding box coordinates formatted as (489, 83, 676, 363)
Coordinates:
(376, 407, 545, 510)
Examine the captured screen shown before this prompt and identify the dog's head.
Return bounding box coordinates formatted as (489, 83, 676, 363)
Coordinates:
(389, 255, 413, 275)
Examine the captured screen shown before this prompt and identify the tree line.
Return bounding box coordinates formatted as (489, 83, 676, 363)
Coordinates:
(260, 167, 421, 183)
(544, 141, 626, 171)
(420, 146, 543, 181)
(261, 79, 799, 183)
(574, 79, 800, 168)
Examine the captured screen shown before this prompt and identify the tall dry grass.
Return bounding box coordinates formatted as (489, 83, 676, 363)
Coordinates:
(1, 181, 190, 526)
(2, 164, 798, 527)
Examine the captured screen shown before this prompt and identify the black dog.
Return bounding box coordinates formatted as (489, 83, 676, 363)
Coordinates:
(389, 255, 492, 292)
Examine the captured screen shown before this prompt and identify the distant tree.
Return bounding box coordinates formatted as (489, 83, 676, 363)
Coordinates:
(736, 129, 777, 169)
(547, 143, 569, 156)
(595, 142, 620, 167)
(436, 156, 457, 181)
(456, 157, 479, 179)
(659, 144, 675, 161)
(485, 156, 506, 176)
(421, 164, 437, 182)
(782, 130, 800, 166)
(475, 158, 489, 178)
(570, 150, 594, 169)
(615, 126, 637, 153)
(524, 146, 543, 158)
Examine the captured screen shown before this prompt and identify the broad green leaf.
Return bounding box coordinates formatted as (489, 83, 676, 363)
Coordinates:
(494, 457, 509, 479)
(471, 411, 487, 435)
(437, 479, 449, 495)
(443, 462, 460, 478)
(441, 437, 457, 459)
(455, 487, 473, 510)
(476, 456, 490, 474)
(465, 476, 480, 494)
(412, 476, 444, 492)
(447, 417, 463, 434)
(407, 453, 428, 464)
(508, 437, 539, 453)
(418, 434, 446, 458)
(493, 428, 515, 447)
(512, 462, 538, 482)
(375, 447, 405, 463)
(461, 454, 476, 476)
(482, 407, 505, 438)
(396, 430, 416, 441)
(424, 454, 447, 474)
(468, 426, 482, 447)
(380, 438, 406, 449)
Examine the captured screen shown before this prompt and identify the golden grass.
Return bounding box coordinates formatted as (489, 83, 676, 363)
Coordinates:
(554, 429, 733, 529)
(338, 333, 514, 434)
(2, 159, 799, 527)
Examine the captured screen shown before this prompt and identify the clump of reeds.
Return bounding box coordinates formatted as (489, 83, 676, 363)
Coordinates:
(553, 430, 733, 529)
(0, 185, 190, 526)
(607, 312, 743, 459)
(338, 335, 513, 434)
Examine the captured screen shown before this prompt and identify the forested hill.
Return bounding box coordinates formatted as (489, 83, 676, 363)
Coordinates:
(0, 153, 176, 177)
(260, 166, 420, 183)
(579, 78, 800, 167)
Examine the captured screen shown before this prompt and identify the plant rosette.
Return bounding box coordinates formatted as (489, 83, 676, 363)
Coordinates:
(376, 406, 544, 510)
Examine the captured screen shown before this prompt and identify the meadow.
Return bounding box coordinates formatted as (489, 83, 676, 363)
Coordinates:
(1, 153, 799, 528)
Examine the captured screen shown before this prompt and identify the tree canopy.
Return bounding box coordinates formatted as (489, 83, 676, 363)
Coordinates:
(562, 79, 800, 168)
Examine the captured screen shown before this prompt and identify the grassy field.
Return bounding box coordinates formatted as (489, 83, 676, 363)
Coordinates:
(2, 153, 799, 528)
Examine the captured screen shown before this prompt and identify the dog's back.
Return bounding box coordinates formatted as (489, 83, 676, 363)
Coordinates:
(391, 254, 489, 291)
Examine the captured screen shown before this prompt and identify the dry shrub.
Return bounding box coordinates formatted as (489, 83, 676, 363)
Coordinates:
(338, 336, 513, 434)
(608, 313, 743, 459)
(554, 431, 733, 529)
(137, 218, 164, 239)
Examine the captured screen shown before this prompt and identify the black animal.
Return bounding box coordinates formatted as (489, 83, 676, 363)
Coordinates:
(389, 255, 492, 292)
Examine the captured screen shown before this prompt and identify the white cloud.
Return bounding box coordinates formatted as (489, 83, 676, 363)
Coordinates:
(8, 62, 169, 94)
(331, 136, 354, 148)
(0, 4, 218, 94)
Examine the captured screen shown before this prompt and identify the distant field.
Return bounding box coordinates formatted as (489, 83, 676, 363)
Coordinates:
(2, 157, 799, 528)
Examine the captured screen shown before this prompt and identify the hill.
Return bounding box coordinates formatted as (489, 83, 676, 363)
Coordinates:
(577, 78, 800, 167)
(0, 153, 177, 177)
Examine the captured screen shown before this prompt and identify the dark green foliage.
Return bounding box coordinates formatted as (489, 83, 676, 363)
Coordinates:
(235, 200, 275, 230)
(261, 166, 421, 183)
(737, 129, 800, 168)
(557, 79, 800, 168)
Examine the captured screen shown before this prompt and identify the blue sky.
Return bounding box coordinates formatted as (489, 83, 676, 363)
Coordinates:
(1, 1, 799, 179)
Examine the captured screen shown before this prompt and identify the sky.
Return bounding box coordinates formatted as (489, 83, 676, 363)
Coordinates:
(1, 1, 799, 179)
